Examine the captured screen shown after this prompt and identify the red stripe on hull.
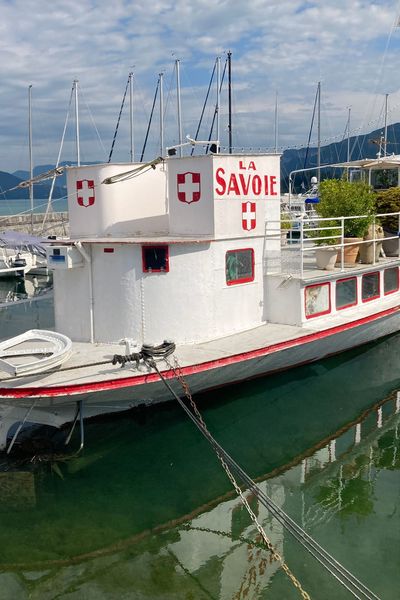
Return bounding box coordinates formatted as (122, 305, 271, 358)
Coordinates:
(1, 305, 399, 399)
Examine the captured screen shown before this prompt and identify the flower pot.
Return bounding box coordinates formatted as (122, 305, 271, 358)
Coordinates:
(336, 238, 362, 266)
(382, 229, 399, 257)
(359, 224, 384, 264)
(315, 247, 338, 270)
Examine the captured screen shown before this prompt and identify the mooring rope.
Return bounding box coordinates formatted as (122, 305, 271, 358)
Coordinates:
(147, 356, 380, 600)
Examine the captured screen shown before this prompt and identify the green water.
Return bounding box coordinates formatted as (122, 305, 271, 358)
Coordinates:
(0, 335, 400, 598)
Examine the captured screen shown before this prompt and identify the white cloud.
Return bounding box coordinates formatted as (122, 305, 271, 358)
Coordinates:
(0, 0, 399, 171)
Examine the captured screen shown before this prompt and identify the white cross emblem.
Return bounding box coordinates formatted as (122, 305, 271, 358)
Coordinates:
(177, 172, 201, 204)
(77, 179, 95, 207)
(242, 201, 256, 231)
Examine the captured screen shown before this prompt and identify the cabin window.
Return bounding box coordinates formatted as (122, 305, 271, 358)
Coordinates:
(336, 277, 357, 310)
(305, 283, 331, 318)
(384, 267, 399, 295)
(225, 249, 254, 285)
(361, 272, 380, 302)
(142, 245, 169, 273)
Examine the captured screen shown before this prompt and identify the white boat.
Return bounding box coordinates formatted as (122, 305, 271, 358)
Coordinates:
(0, 232, 48, 278)
(0, 149, 399, 450)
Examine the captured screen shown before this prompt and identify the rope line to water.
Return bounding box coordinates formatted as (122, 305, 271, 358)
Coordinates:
(151, 357, 380, 600)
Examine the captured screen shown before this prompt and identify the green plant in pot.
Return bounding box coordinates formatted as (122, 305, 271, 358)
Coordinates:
(374, 187, 400, 257)
(309, 219, 341, 270)
(280, 211, 291, 244)
(318, 179, 375, 265)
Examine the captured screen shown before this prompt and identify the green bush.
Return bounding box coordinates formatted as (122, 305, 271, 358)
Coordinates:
(308, 219, 341, 245)
(318, 179, 375, 238)
(374, 187, 400, 233)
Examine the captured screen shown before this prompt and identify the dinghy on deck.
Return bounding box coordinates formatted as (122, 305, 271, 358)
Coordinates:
(0, 329, 72, 377)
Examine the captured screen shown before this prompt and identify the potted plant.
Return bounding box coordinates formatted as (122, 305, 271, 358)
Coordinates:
(309, 219, 340, 270)
(280, 211, 291, 245)
(318, 179, 375, 265)
(374, 187, 400, 257)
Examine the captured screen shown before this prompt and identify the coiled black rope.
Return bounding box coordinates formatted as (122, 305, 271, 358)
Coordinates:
(111, 341, 175, 368)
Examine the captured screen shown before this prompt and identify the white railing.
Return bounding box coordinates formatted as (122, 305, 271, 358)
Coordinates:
(266, 212, 400, 277)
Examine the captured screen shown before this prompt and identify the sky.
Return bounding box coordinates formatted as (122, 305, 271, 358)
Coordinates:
(1, 0, 400, 173)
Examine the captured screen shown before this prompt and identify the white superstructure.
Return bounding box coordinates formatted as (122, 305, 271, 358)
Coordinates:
(0, 150, 399, 451)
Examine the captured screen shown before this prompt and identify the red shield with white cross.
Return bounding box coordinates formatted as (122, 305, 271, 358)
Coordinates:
(76, 179, 95, 207)
(177, 172, 201, 204)
(242, 201, 256, 231)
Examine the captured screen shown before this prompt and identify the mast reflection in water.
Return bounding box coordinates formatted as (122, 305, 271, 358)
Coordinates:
(0, 333, 399, 599)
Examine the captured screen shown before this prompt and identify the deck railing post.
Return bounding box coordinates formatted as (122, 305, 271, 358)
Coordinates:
(300, 218, 304, 278)
(340, 217, 345, 271)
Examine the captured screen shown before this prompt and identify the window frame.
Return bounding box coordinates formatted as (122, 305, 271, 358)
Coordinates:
(142, 245, 170, 273)
(361, 271, 380, 303)
(304, 282, 331, 319)
(225, 248, 255, 286)
(336, 276, 358, 311)
(384, 266, 399, 296)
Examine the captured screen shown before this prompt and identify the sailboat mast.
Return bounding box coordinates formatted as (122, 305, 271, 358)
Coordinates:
(129, 72, 134, 162)
(317, 81, 321, 180)
(384, 93, 388, 157)
(159, 72, 164, 156)
(74, 80, 80, 167)
(228, 51, 232, 153)
(347, 107, 351, 163)
(176, 59, 183, 157)
(216, 56, 220, 153)
(274, 91, 278, 153)
(28, 84, 34, 234)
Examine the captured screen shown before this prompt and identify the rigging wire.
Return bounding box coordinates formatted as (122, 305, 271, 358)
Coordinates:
(191, 60, 216, 155)
(41, 83, 74, 233)
(206, 58, 227, 153)
(108, 75, 130, 163)
(80, 87, 108, 161)
(303, 86, 318, 172)
(140, 77, 160, 162)
(149, 358, 381, 600)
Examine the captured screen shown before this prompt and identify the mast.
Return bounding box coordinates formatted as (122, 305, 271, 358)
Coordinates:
(228, 50, 232, 153)
(129, 72, 134, 162)
(159, 72, 164, 156)
(347, 107, 351, 163)
(317, 81, 321, 180)
(176, 59, 183, 157)
(384, 93, 388, 157)
(28, 85, 34, 233)
(274, 91, 278, 153)
(216, 56, 220, 153)
(73, 80, 80, 167)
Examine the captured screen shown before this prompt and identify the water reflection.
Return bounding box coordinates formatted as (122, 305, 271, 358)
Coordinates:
(0, 273, 52, 305)
(0, 274, 54, 339)
(0, 335, 399, 599)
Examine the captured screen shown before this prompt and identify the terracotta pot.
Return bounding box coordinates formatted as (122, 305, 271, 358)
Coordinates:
(359, 225, 384, 264)
(316, 247, 338, 270)
(336, 238, 362, 266)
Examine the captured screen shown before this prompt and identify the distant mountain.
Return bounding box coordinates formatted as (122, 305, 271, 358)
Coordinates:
(281, 122, 400, 192)
(0, 165, 66, 201)
(2, 123, 400, 199)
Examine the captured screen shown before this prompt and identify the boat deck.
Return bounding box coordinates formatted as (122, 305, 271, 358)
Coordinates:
(277, 245, 400, 281)
(0, 289, 399, 390)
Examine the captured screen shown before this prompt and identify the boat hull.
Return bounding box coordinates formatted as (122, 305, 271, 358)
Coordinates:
(0, 306, 399, 449)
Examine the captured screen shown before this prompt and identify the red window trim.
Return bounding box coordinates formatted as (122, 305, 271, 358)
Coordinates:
(226, 248, 255, 286)
(384, 266, 399, 296)
(142, 245, 170, 273)
(304, 282, 331, 319)
(336, 276, 358, 310)
(361, 271, 380, 303)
